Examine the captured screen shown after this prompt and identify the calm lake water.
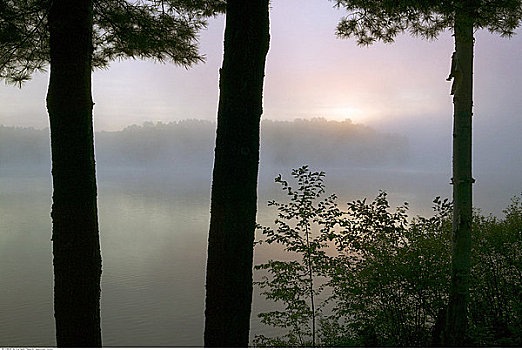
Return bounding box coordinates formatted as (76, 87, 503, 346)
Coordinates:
(0, 164, 516, 346)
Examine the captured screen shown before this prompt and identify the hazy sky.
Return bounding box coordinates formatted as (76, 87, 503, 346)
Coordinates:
(0, 0, 521, 133)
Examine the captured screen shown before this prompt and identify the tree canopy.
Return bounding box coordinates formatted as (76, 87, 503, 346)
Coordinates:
(0, 0, 225, 85)
(333, 0, 522, 45)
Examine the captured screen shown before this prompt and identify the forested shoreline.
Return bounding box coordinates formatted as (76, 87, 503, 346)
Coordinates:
(0, 118, 408, 170)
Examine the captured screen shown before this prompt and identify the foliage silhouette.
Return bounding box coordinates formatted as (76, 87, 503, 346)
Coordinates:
(1, 0, 225, 85)
(254, 167, 522, 347)
(254, 166, 340, 346)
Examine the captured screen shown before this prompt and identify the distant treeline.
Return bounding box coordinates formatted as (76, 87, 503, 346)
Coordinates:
(0, 118, 408, 170)
(0, 125, 51, 168)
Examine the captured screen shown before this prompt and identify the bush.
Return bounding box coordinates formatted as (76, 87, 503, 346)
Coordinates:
(254, 167, 522, 347)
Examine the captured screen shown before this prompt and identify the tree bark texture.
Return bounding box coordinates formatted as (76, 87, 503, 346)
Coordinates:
(47, 0, 102, 346)
(204, 0, 270, 347)
(444, 6, 474, 347)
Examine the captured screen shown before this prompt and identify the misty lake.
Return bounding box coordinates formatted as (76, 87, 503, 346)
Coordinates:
(0, 163, 516, 346)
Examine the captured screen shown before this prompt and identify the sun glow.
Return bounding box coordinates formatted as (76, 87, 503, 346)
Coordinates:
(324, 106, 366, 123)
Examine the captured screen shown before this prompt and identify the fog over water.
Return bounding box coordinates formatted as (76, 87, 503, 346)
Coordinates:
(0, 117, 520, 346)
(2, 116, 519, 214)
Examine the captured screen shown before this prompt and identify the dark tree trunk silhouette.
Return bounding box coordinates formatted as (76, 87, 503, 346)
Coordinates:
(444, 5, 474, 347)
(47, 0, 102, 346)
(204, 0, 270, 347)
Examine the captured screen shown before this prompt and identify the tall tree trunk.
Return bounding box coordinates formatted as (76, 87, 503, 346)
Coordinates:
(444, 6, 474, 347)
(204, 0, 270, 347)
(47, 0, 102, 346)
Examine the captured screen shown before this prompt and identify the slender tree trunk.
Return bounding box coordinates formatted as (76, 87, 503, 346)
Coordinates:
(305, 225, 316, 347)
(47, 0, 102, 346)
(444, 6, 474, 347)
(204, 0, 270, 346)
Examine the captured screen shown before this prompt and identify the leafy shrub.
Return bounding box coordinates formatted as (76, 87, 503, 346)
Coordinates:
(253, 167, 340, 347)
(254, 167, 521, 347)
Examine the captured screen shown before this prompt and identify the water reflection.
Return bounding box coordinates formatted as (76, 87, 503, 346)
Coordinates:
(98, 186, 209, 346)
(0, 176, 54, 347)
